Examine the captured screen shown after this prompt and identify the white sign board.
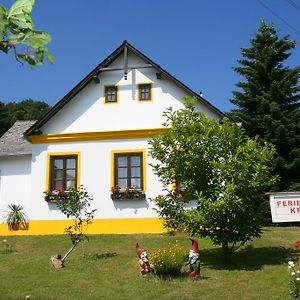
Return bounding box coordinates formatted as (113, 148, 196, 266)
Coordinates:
(269, 192, 300, 222)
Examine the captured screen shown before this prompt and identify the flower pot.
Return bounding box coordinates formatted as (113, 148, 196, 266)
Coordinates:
(8, 223, 20, 231)
(4, 204, 28, 231)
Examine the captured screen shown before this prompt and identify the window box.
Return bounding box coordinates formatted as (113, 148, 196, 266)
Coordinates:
(110, 187, 146, 200)
(44, 194, 60, 203)
(44, 189, 71, 203)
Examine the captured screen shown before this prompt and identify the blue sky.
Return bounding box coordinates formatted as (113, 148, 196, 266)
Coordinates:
(1, 0, 299, 112)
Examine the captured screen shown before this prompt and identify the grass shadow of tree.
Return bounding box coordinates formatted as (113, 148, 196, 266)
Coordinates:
(201, 245, 293, 271)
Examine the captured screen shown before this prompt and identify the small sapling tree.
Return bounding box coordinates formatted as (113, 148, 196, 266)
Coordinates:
(51, 186, 96, 268)
(149, 97, 277, 260)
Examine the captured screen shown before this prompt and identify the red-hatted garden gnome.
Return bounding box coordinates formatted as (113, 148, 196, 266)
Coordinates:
(135, 242, 153, 275)
(187, 237, 200, 279)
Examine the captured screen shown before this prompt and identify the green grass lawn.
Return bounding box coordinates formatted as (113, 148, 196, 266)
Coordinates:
(0, 226, 299, 300)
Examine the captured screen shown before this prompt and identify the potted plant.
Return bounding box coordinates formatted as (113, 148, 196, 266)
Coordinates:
(3, 204, 28, 231)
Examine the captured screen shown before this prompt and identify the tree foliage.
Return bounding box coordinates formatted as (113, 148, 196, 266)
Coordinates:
(0, 99, 51, 136)
(0, 0, 53, 66)
(229, 21, 300, 190)
(149, 98, 276, 258)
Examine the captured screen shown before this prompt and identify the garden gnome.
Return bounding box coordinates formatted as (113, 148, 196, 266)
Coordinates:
(135, 242, 152, 275)
(187, 237, 200, 279)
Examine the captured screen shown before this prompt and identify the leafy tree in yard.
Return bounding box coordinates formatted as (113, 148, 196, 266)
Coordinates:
(0, 0, 53, 66)
(0, 99, 51, 136)
(149, 98, 276, 259)
(229, 21, 300, 191)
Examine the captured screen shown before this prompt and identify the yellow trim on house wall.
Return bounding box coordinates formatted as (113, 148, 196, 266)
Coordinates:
(28, 128, 167, 144)
(45, 152, 81, 192)
(111, 149, 147, 191)
(103, 84, 119, 104)
(137, 82, 153, 102)
(0, 218, 165, 235)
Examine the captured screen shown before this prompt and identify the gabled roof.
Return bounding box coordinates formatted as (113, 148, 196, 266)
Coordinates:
(0, 120, 36, 157)
(24, 40, 224, 136)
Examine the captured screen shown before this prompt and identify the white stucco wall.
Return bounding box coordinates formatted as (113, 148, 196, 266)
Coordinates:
(41, 50, 220, 135)
(30, 138, 163, 221)
(0, 155, 31, 221)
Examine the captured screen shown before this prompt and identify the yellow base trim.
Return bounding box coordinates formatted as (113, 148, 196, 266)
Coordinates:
(0, 218, 165, 236)
(28, 128, 168, 144)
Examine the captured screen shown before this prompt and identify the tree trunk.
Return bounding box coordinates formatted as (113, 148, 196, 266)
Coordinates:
(222, 242, 231, 263)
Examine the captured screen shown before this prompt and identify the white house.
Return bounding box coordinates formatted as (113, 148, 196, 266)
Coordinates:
(0, 41, 223, 235)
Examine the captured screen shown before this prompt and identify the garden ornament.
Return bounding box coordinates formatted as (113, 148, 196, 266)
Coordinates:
(135, 242, 153, 275)
(187, 237, 200, 279)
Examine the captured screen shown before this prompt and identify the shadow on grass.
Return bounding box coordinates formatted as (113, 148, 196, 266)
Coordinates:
(201, 245, 293, 271)
(84, 252, 118, 261)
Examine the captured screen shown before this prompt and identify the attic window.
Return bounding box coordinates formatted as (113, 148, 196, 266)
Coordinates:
(105, 85, 118, 103)
(138, 83, 152, 101)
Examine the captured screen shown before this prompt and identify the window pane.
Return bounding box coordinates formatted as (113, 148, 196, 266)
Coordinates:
(54, 159, 63, 169)
(131, 178, 141, 188)
(66, 158, 76, 169)
(143, 92, 149, 99)
(54, 169, 63, 180)
(66, 180, 76, 189)
(131, 167, 140, 177)
(131, 156, 141, 167)
(66, 170, 76, 180)
(117, 156, 127, 167)
(53, 180, 63, 190)
(118, 178, 127, 189)
(118, 167, 127, 178)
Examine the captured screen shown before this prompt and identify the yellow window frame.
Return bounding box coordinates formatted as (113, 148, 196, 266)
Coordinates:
(111, 149, 147, 191)
(104, 84, 119, 104)
(45, 152, 81, 192)
(137, 82, 153, 102)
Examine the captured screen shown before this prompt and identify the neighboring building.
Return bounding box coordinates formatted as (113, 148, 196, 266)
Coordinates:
(0, 41, 223, 235)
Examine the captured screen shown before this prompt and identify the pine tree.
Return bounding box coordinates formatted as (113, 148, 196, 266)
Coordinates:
(230, 21, 300, 190)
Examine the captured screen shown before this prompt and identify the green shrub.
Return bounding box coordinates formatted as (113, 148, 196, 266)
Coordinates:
(149, 244, 187, 276)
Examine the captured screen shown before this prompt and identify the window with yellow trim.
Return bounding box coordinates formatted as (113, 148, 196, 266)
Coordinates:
(138, 83, 152, 101)
(49, 155, 78, 191)
(105, 85, 118, 103)
(114, 152, 143, 190)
